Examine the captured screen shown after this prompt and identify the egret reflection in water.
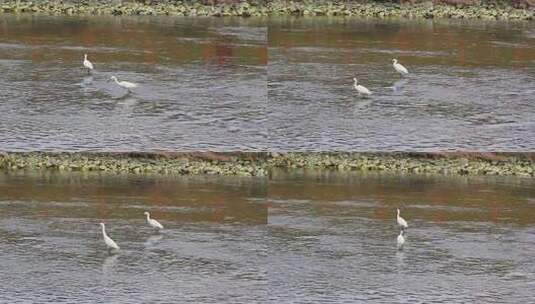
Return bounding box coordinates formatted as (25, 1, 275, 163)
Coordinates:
(268, 17, 535, 150)
(80, 75, 94, 87)
(267, 170, 535, 302)
(0, 14, 268, 151)
(0, 171, 267, 302)
(102, 254, 119, 274)
(392, 79, 408, 92)
(144, 234, 164, 249)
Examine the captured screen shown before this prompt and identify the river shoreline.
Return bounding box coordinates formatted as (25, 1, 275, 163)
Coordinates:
(0, 1, 533, 20)
(1, 152, 534, 177)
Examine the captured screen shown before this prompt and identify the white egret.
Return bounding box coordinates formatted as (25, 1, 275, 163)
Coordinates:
(100, 222, 120, 252)
(353, 78, 372, 96)
(83, 54, 94, 73)
(110, 76, 137, 90)
(144, 211, 164, 230)
(392, 59, 409, 76)
(397, 208, 408, 230)
(397, 230, 405, 250)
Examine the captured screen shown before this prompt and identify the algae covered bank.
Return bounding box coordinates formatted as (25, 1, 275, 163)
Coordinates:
(0, 0, 533, 20)
(1, 152, 535, 177)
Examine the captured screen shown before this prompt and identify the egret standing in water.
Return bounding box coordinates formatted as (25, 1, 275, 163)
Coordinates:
(397, 208, 408, 231)
(144, 211, 164, 231)
(353, 77, 372, 97)
(110, 76, 137, 91)
(397, 230, 405, 250)
(83, 54, 94, 73)
(100, 223, 120, 253)
(392, 59, 409, 76)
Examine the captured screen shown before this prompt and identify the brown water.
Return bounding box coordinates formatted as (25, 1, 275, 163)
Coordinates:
(2, 16, 535, 151)
(0, 15, 267, 151)
(0, 171, 267, 303)
(268, 18, 535, 151)
(268, 170, 535, 302)
(1, 170, 535, 302)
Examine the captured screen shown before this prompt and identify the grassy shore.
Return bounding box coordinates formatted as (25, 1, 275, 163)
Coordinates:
(1, 152, 534, 177)
(0, 0, 533, 20)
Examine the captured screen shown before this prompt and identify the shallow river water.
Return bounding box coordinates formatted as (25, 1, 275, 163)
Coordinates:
(0, 171, 267, 303)
(268, 170, 535, 302)
(0, 15, 267, 151)
(268, 18, 535, 151)
(1, 171, 535, 302)
(2, 16, 535, 151)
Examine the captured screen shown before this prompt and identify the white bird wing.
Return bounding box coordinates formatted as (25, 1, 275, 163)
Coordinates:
(359, 85, 372, 95)
(398, 216, 408, 228)
(84, 60, 93, 70)
(151, 219, 164, 229)
(396, 63, 408, 74)
(121, 81, 137, 88)
(105, 235, 120, 250)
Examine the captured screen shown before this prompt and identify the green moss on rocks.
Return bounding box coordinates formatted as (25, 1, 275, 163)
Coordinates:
(0, 0, 532, 20)
(0, 0, 268, 17)
(0, 152, 267, 177)
(0, 152, 534, 177)
(268, 152, 535, 177)
(268, 0, 533, 20)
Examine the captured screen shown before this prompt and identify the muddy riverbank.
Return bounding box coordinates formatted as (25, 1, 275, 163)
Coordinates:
(1, 152, 534, 177)
(1, 0, 533, 20)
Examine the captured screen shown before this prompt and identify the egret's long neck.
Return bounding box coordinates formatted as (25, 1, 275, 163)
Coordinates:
(101, 225, 107, 237)
(146, 213, 150, 220)
(397, 210, 400, 218)
(113, 78, 120, 85)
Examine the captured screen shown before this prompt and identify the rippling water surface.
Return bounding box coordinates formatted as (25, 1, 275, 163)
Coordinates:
(268, 170, 535, 302)
(1, 171, 534, 302)
(2, 16, 535, 151)
(268, 18, 535, 151)
(0, 172, 267, 303)
(0, 15, 267, 151)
